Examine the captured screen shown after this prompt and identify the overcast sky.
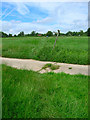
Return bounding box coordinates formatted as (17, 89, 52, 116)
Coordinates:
(0, 2, 88, 35)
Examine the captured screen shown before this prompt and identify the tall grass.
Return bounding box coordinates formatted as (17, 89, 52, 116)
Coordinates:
(2, 36, 88, 65)
(2, 65, 88, 118)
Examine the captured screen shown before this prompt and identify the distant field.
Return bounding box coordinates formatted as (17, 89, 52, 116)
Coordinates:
(2, 36, 88, 65)
(2, 65, 88, 118)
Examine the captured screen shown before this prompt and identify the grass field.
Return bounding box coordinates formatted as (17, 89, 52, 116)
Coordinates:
(2, 36, 88, 65)
(2, 65, 88, 118)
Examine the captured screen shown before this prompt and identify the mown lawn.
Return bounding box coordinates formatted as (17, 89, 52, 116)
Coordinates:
(2, 36, 88, 65)
(2, 65, 88, 118)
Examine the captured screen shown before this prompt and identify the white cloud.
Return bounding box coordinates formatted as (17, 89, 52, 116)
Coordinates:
(36, 17, 53, 24)
(15, 2, 30, 15)
(1, 2, 88, 34)
(1, 20, 59, 34)
(7, 2, 30, 15)
(31, 2, 88, 24)
(1, 18, 88, 35)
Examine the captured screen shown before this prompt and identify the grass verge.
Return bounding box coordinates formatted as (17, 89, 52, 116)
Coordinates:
(2, 65, 88, 118)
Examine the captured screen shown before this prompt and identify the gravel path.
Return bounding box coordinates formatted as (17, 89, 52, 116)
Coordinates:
(0, 57, 89, 75)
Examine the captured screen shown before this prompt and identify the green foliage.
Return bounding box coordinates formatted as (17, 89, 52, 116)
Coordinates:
(18, 31, 24, 37)
(14, 35, 17, 37)
(87, 28, 90, 36)
(2, 65, 88, 118)
(66, 31, 72, 36)
(42, 63, 52, 69)
(2, 36, 88, 65)
(66, 30, 85, 36)
(46, 31, 53, 36)
(0, 32, 8, 37)
(79, 30, 84, 36)
(30, 31, 36, 36)
(50, 64, 59, 70)
(42, 63, 59, 70)
(8, 34, 12, 37)
(68, 67, 72, 69)
(0, 29, 88, 38)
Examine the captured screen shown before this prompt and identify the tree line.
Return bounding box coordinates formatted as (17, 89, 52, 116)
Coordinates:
(0, 28, 90, 38)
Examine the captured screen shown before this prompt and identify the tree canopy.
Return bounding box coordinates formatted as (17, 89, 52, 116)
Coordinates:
(46, 31, 53, 36)
(0, 29, 89, 38)
(87, 28, 90, 36)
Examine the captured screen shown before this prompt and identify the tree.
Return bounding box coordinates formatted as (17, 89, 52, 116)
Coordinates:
(75, 32, 79, 36)
(46, 31, 53, 36)
(35, 33, 39, 36)
(14, 35, 17, 37)
(87, 28, 90, 36)
(9, 34, 12, 37)
(0, 32, 8, 37)
(18, 31, 24, 37)
(25, 34, 31, 36)
(79, 30, 84, 36)
(66, 31, 72, 36)
(72, 32, 76, 36)
(31, 31, 36, 36)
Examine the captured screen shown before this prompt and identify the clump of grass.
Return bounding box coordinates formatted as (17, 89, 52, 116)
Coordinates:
(42, 63, 59, 70)
(69, 67, 72, 69)
(50, 64, 60, 70)
(42, 63, 52, 69)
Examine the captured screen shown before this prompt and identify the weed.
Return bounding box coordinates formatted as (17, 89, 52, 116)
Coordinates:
(42, 63, 60, 70)
(50, 64, 60, 70)
(42, 63, 52, 69)
(69, 67, 72, 69)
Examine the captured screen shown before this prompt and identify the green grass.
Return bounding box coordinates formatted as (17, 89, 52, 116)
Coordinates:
(2, 36, 88, 65)
(2, 65, 88, 118)
(42, 63, 60, 70)
(68, 67, 72, 69)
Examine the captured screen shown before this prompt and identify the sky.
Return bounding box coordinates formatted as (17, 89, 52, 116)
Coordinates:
(0, 2, 88, 35)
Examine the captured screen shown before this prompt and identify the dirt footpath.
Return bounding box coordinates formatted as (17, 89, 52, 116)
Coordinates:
(0, 57, 89, 75)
